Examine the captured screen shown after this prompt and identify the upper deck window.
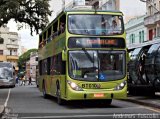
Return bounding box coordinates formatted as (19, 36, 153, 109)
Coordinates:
(68, 14, 124, 36)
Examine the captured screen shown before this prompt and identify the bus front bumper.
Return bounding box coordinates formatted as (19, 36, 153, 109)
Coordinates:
(66, 86, 127, 100)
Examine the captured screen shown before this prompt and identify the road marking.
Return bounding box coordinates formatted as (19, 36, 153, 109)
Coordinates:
(19, 114, 160, 119)
(143, 106, 160, 113)
(4, 89, 11, 107)
(20, 115, 114, 119)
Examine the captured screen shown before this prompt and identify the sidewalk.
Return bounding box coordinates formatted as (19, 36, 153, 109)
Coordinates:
(0, 105, 4, 117)
(121, 92, 160, 109)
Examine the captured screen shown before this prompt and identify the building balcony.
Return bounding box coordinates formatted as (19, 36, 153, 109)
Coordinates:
(0, 55, 6, 61)
(6, 55, 19, 60)
(144, 12, 160, 27)
(6, 44, 19, 49)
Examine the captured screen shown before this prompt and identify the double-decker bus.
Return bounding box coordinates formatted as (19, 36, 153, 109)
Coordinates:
(0, 62, 15, 88)
(38, 8, 127, 105)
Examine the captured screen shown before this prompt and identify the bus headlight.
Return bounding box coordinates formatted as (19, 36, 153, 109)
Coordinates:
(67, 80, 83, 91)
(114, 80, 127, 90)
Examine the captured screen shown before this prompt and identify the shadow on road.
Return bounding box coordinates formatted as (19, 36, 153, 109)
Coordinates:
(43, 95, 119, 109)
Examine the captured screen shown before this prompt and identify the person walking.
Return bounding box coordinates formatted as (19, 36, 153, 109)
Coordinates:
(16, 76, 19, 86)
(21, 75, 26, 86)
(28, 76, 32, 85)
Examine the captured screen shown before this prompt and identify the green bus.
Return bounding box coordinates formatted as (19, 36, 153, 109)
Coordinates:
(38, 9, 127, 105)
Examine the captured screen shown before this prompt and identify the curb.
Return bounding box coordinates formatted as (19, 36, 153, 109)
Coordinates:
(121, 98, 160, 109)
(0, 105, 5, 117)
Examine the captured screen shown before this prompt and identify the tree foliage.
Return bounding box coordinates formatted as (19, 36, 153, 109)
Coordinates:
(18, 48, 38, 71)
(0, 0, 52, 35)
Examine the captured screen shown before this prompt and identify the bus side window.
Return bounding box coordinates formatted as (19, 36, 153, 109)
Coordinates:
(39, 61, 42, 75)
(58, 53, 66, 74)
(52, 21, 58, 39)
(59, 14, 66, 35)
(47, 57, 51, 75)
(47, 27, 52, 43)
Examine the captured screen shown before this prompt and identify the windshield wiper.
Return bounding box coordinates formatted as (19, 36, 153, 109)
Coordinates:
(82, 48, 94, 63)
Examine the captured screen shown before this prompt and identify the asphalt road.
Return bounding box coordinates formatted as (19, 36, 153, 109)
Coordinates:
(0, 84, 160, 119)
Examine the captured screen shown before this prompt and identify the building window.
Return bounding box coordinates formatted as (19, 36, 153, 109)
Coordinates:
(133, 34, 135, 43)
(148, 6, 153, 15)
(149, 29, 153, 40)
(139, 31, 141, 43)
(157, 27, 160, 37)
(0, 37, 4, 44)
(10, 50, 12, 55)
(129, 35, 132, 44)
(154, 3, 156, 13)
(130, 34, 135, 44)
(159, 1, 160, 11)
(0, 50, 3, 55)
(142, 30, 144, 42)
(154, 28, 157, 38)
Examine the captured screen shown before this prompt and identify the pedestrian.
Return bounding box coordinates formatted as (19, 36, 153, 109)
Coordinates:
(21, 75, 26, 86)
(28, 76, 32, 85)
(16, 76, 19, 86)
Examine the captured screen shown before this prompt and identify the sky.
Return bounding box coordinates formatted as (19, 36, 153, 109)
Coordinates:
(7, 0, 146, 50)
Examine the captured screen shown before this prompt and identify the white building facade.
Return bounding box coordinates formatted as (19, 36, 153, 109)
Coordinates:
(144, 0, 160, 41)
(0, 26, 20, 69)
(64, 0, 119, 10)
(29, 52, 38, 79)
(125, 15, 147, 48)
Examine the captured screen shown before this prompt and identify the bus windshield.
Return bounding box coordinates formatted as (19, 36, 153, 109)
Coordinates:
(0, 68, 13, 79)
(69, 50, 125, 81)
(68, 14, 123, 35)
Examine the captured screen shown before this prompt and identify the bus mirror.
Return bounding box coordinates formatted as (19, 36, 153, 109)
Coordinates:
(62, 50, 66, 61)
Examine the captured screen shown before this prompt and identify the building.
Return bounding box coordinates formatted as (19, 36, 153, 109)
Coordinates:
(29, 52, 38, 79)
(64, 0, 119, 10)
(125, 15, 147, 48)
(100, 0, 120, 10)
(0, 26, 20, 69)
(144, 0, 160, 41)
(21, 46, 28, 55)
(25, 52, 38, 79)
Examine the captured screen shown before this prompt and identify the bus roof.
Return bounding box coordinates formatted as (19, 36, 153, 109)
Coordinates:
(64, 9, 123, 14)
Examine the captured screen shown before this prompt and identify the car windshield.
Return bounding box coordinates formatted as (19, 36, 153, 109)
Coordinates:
(69, 50, 125, 81)
(68, 14, 124, 35)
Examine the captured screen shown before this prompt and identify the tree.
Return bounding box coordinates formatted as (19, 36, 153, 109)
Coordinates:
(18, 48, 38, 72)
(0, 0, 52, 35)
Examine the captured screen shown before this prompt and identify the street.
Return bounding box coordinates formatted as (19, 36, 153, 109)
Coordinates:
(0, 84, 160, 119)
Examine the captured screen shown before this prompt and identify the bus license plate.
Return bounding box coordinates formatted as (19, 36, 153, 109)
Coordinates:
(94, 93, 104, 98)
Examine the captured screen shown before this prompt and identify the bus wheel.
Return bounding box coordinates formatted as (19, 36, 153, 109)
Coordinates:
(42, 81, 48, 99)
(56, 87, 64, 105)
